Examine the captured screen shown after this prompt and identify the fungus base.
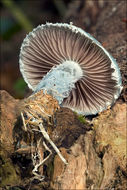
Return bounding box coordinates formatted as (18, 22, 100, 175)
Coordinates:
(21, 90, 67, 180)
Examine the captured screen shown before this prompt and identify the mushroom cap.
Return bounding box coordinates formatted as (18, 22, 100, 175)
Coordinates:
(19, 23, 122, 115)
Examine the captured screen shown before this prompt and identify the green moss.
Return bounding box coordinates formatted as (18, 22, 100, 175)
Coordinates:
(0, 149, 21, 187)
(74, 112, 87, 124)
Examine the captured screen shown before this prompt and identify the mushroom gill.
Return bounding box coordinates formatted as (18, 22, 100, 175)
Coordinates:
(19, 23, 122, 115)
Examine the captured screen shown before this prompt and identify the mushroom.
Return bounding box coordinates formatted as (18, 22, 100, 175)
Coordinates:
(19, 23, 122, 115)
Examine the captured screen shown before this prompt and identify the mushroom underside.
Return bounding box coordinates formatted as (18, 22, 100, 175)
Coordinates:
(20, 24, 122, 115)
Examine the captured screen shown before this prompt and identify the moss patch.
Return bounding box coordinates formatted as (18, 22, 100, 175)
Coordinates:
(0, 148, 21, 187)
(75, 113, 87, 124)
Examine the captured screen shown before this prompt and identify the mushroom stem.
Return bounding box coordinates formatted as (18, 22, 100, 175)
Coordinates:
(34, 60, 83, 104)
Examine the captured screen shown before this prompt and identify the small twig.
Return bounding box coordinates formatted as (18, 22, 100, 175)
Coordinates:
(38, 123, 68, 165)
(15, 146, 35, 154)
(21, 112, 27, 131)
(32, 140, 52, 181)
